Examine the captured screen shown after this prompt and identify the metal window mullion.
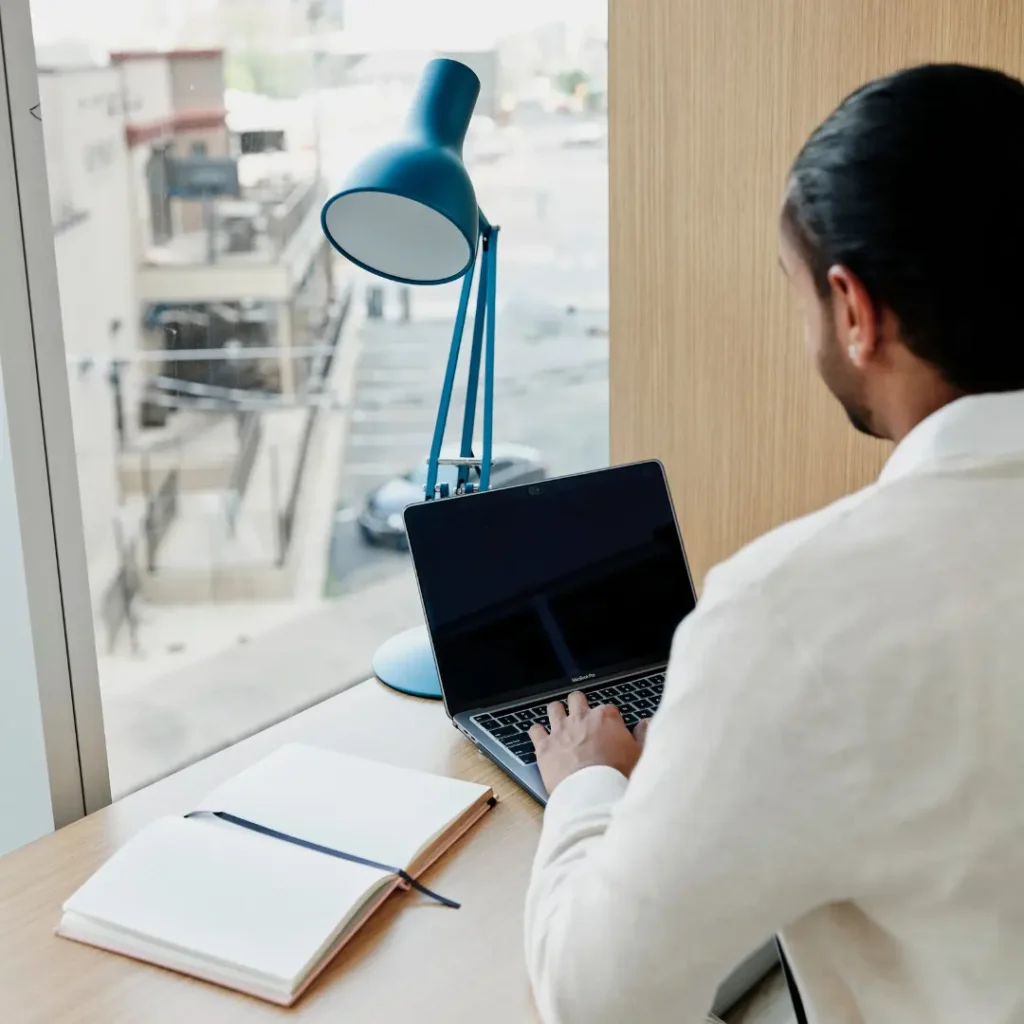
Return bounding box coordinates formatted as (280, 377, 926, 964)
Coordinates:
(0, 0, 111, 823)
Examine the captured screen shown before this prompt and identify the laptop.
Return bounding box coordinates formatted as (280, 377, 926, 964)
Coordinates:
(404, 460, 697, 803)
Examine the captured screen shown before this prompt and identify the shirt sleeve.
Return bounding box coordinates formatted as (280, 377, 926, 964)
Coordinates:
(524, 586, 853, 1024)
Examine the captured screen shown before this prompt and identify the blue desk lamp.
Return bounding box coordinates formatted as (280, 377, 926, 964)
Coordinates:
(321, 58, 498, 699)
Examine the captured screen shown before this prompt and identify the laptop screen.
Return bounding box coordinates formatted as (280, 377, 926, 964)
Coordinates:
(404, 461, 697, 715)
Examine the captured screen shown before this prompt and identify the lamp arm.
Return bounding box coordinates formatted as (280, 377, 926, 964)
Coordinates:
(423, 212, 498, 501)
(423, 247, 476, 500)
(479, 224, 499, 492)
(457, 222, 493, 490)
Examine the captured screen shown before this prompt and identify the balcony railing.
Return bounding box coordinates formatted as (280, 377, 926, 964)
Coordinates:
(267, 178, 320, 256)
(143, 177, 321, 268)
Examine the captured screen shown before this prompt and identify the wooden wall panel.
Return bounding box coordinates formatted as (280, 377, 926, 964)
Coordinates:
(609, 0, 1024, 587)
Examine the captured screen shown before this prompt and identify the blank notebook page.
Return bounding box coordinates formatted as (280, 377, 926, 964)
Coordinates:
(62, 744, 490, 987)
(63, 815, 390, 984)
(195, 743, 490, 868)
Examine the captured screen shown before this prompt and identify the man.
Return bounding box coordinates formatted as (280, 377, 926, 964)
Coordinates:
(524, 64, 1024, 1024)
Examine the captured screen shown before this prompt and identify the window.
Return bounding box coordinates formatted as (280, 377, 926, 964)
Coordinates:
(24, 0, 609, 800)
(240, 130, 286, 155)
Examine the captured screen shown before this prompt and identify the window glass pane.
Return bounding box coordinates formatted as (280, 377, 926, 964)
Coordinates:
(29, 0, 608, 797)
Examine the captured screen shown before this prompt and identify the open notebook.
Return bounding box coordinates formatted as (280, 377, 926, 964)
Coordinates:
(57, 744, 495, 1005)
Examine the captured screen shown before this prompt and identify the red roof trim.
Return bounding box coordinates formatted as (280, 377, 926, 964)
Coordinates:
(172, 108, 228, 132)
(125, 109, 227, 147)
(125, 121, 171, 146)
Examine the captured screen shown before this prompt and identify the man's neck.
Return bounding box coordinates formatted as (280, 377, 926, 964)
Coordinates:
(882, 377, 964, 444)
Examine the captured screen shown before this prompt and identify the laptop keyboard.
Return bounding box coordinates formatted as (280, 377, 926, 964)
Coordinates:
(471, 672, 666, 765)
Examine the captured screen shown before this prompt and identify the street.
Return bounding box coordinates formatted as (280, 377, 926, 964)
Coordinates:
(325, 116, 610, 596)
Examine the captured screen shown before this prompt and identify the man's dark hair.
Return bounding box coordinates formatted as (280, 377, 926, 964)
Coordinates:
(783, 63, 1024, 393)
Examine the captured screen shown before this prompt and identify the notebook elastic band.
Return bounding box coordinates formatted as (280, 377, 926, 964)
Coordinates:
(184, 810, 461, 909)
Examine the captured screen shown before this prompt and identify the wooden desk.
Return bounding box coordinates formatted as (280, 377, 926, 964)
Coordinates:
(0, 682, 542, 1023)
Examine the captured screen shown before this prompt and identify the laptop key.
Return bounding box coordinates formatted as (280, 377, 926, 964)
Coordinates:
(519, 750, 537, 764)
(491, 725, 519, 739)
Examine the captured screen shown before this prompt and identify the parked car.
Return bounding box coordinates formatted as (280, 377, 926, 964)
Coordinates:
(357, 444, 546, 549)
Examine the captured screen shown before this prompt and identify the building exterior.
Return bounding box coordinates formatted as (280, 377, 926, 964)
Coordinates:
(37, 64, 139, 596)
(112, 49, 231, 235)
(37, 48, 335, 632)
(112, 50, 330, 395)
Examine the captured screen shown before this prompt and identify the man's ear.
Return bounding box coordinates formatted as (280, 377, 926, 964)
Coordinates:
(827, 265, 879, 370)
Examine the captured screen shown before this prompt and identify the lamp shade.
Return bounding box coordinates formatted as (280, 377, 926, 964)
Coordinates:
(321, 58, 482, 285)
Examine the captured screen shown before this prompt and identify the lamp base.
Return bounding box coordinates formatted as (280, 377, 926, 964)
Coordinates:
(372, 625, 442, 699)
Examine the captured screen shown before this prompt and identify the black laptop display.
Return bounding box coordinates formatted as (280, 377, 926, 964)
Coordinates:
(404, 461, 696, 717)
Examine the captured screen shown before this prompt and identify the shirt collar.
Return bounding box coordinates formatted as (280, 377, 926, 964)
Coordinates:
(879, 390, 1024, 484)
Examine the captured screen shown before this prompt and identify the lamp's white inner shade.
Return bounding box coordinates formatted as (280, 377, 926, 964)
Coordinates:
(324, 191, 472, 283)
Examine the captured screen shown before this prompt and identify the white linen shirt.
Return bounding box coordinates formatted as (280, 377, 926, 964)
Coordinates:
(525, 391, 1024, 1024)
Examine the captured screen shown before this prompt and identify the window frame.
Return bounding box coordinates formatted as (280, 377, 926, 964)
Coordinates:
(0, 0, 111, 826)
